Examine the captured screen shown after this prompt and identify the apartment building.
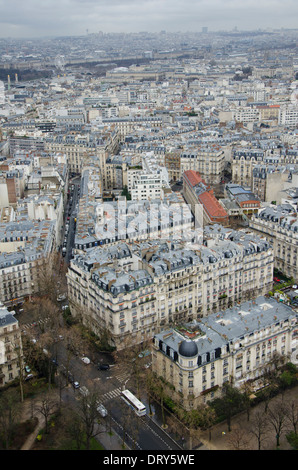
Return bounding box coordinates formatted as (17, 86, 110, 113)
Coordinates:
(232, 148, 298, 192)
(0, 303, 23, 387)
(67, 230, 273, 350)
(180, 146, 225, 184)
(44, 135, 99, 174)
(251, 165, 298, 203)
(232, 149, 264, 187)
(74, 195, 193, 251)
(128, 171, 164, 201)
(102, 117, 163, 141)
(164, 150, 181, 182)
(127, 152, 169, 201)
(233, 107, 260, 123)
(257, 105, 280, 123)
(0, 219, 56, 305)
(152, 295, 298, 409)
(249, 204, 298, 279)
(9, 137, 45, 155)
(279, 106, 298, 127)
(0, 170, 25, 207)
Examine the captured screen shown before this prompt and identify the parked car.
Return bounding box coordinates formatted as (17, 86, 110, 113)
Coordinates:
(72, 381, 80, 389)
(57, 293, 67, 302)
(68, 372, 74, 383)
(25, 374, 34, 381)
(81, 357, 91, 365)
(98, 363, 110, 370)
(97, 403, 108, 417)
(25, 365, 31, 373)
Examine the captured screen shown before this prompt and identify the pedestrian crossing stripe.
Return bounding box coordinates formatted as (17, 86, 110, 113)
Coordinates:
(100, 387, 122, 403)
(115, 372, 130, 383)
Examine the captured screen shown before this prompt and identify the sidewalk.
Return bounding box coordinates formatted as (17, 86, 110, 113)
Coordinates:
(144, 385, 298, 451)
(20, 398, 46, 451)
(19, 395, 125, 451)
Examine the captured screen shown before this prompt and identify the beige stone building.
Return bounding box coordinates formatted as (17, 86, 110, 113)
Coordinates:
(232, 148, 298, 190)
(180, 146, 225, 184)
(152, 296, 298, 410)
(249, 204, 298, 280)
(0, 304, 23, 387)
(67, 230, 273, 350)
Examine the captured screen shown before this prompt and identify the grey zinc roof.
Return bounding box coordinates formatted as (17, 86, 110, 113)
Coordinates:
(0, 307, 18, 327)
(155, 296, 296, 359)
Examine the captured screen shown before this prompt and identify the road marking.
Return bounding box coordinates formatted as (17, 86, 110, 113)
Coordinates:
(100, 387, 122, 403)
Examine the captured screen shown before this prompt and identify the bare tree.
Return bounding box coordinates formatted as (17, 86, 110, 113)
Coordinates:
(63, 406, 85, 450)
(267, 400, 288, 448)
(249, 409, 270, 450)
(74, 388, 103, 450)
(285, 399, 298, 435)
(240, 381, 254, 422)
(145, 370, 155, 417)
(34, 252, 67, 302)
(0, 390, 21, 449)
(226, 425, 251, 450)
(35, 392, 58, 434)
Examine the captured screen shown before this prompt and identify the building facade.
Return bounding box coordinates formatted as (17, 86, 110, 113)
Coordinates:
(67, 230, 274, 349)
(152, 296, 298, 410)
(0, 303, 23, 387)
(249, 204, 298, 279)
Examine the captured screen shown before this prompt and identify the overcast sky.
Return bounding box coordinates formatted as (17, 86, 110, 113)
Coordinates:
(0, 0, 297, 38)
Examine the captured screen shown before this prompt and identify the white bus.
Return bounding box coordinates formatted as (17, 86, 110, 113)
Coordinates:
(121, 389, 146, 417)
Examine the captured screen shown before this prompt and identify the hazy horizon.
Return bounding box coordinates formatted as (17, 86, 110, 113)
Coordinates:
(0, 0, 297, 39)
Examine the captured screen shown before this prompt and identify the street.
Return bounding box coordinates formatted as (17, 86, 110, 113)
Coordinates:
(56, 346, 182, 450)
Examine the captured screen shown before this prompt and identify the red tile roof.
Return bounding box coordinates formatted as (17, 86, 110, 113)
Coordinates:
(183, 170, 205, 187)
(198, 191, 228, 221)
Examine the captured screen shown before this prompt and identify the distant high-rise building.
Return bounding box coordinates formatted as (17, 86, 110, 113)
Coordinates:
(0, 81, 5, 105)
(202, 27, 208, 33)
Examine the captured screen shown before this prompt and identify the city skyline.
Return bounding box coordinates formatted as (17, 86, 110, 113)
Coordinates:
(0, 0, 297, 38)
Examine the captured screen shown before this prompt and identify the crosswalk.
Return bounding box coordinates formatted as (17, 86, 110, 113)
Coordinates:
(99, 387, 122, 404)
(114, 370, 131, 384)
(21, 317, 50, 332)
